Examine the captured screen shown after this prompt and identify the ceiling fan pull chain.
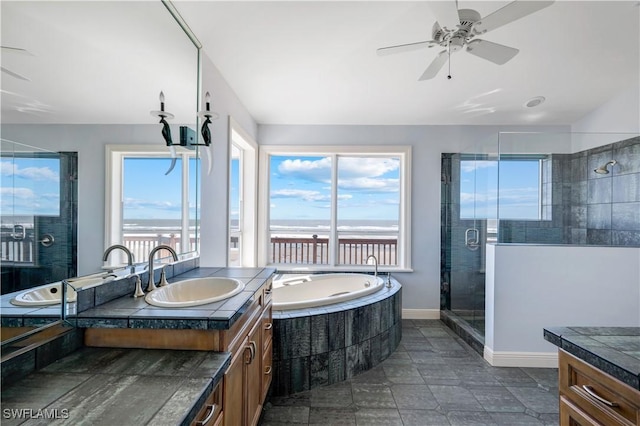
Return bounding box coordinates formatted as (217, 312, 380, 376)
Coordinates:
(447, 40, 452, 79)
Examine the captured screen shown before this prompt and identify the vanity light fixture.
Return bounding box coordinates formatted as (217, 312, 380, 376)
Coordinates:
(198, 91, 219, 147)
(150, 91, 175, 147)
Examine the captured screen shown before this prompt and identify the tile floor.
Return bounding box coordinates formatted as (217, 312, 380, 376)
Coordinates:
(260, 319, 560, 425)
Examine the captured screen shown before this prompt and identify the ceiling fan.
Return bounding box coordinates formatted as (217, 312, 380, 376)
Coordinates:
(377, 0, 555, 80)
(1, 46, 33, 81)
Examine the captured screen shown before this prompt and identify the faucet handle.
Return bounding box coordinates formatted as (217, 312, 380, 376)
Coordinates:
(158, 267, 169, 287)
(132, 274, 145, 298)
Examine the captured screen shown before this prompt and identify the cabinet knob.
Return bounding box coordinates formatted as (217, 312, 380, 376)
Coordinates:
(264, 366, 272, 375)
(264, 322, 273, 330)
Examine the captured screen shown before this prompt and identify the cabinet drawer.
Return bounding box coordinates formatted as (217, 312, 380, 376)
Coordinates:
(560, 395, 601, 426)
(262, 339, 273, 402)
(192, 381, 223, 426)
(262, 305, 273, 351)
(559, 350, 640, 426)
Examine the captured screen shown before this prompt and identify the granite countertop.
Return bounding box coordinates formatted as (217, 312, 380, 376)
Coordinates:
(543, 326, 640, 390)
(1, 347, 230, 426)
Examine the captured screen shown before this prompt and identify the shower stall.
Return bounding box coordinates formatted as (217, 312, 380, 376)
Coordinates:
(441, 132, 640, 348)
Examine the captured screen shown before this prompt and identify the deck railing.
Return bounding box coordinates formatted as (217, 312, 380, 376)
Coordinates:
(270, 235, 398, 265)
(123, 234, 197, 262)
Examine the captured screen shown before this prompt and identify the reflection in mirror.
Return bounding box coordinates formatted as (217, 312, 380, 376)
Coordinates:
(0, 1, 200, 341)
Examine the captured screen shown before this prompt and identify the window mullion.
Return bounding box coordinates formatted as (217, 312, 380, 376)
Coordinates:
(329, 154, 338, 266)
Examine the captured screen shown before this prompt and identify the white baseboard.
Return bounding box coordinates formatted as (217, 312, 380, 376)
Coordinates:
(484, 346, 558, 368)
(402, 309, 440, 320)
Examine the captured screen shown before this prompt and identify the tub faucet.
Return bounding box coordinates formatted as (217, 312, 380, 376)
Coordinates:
(147, 245, 178, 291)
(103, 244, 135, 273)
(366, 255, 378, 278)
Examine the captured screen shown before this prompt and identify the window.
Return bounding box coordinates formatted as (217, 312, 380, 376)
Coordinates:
(259, 146, 411, 269)
(228, 118, 258, 267)
(460, 156, 543, 220)
(106, 145, 198, 265)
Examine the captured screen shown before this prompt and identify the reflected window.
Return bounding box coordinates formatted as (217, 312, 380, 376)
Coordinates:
(460, 156, 542, 220)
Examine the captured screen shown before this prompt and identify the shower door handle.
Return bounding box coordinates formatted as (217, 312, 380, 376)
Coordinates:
(465, 228, 480, 251)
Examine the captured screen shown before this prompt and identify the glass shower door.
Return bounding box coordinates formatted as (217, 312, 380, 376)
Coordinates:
(442, 146, 497, 337)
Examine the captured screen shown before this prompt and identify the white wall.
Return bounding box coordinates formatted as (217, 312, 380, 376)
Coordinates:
(485, 244, 640, 367)
(198, 53, 258, 267)
(1, 123, 164, 275)
(572, 85, 640, 137)
(258, 124, 568, 313)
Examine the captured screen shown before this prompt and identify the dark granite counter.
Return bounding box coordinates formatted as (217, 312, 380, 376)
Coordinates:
(543, 326, 640, 390)
(1, 347, 230, 426)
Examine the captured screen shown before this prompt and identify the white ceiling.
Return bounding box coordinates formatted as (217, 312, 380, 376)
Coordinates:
(175, 0, 640, 125)
(1, 1, 638, 127)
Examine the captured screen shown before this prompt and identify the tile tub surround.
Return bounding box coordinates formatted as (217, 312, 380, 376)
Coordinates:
(74, 267, 275, 330)
(543, 326, 640, 390)
(1, 347, 231, 426)
(270, 278, 402, 396)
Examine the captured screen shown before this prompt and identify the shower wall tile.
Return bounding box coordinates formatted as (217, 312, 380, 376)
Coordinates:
(570, 206, 587, 228)
(611, 202, 640, 231)
(612, 230, 640, 246)
(587, 204, 612, 230)
(612, 173, 640, 202)
(570, 228, 587, 244)
(587, 229, 612, 245)
(588, 177, 612, 204)
(570, 156, 588, 183)
(614, 138, 640, 174)
(571, 181, 588, 205)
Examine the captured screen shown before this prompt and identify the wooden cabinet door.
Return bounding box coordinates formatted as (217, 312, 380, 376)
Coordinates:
(223, 338, 248, 426)
(245, 318, 263, 426)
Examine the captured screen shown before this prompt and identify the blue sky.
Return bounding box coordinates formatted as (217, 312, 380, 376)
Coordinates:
(0, 156, 60, 215)
(123, 157, 199, 220)
(267, 155, 401, 225)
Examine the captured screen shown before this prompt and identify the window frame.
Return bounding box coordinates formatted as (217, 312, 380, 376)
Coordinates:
(105, 144, 198, 264)
(258, 145, 412, 271)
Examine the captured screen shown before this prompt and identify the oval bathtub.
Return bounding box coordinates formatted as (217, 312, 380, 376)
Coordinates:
(272, 273, 384, 310)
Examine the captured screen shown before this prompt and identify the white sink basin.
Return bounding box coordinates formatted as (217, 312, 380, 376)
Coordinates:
(10, 283, 77, 306)
(145, 277, 245, 308)
(68, 274, 116, 289)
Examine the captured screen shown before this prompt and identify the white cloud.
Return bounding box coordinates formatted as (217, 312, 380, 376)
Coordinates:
(271, 189, 352, 202)
(277, 157, 399, 185)
(277, 157, 331, 182)
(460, 161, 497, 173)
(339, 177, 399, 192)
(0, 186, 36, 199)
(123, 198, 180, 211)
(0, 161, 59, 182)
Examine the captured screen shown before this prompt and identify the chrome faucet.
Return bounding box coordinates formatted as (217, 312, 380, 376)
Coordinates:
(103, 244, 135, 273)
(366, 254, 378, 278)
(147, 245, 178, 291)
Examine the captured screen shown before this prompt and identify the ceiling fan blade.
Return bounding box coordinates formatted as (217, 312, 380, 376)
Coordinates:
(474, 1, 555, 34)
(1, 66, 30, 81)
(1, 46, 33, 56)
(466, 39, 519, 65)
(427, 1, 460, 32)
(377, 40, 436, 56)
(419, 51, 448, 80)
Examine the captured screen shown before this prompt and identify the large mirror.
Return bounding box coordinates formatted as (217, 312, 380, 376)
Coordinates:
(1, 1, 200, 336)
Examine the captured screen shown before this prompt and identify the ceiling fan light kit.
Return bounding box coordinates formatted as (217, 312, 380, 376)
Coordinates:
(377, 0, 555, 80)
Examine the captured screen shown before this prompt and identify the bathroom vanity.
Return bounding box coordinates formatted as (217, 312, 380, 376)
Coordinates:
(1, 266, 275, 426)
(544, 327, 640, 426)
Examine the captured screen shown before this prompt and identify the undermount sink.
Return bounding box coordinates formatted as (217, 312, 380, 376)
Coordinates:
(10, 283, 77, 307)
(145, 277, 245, 308)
